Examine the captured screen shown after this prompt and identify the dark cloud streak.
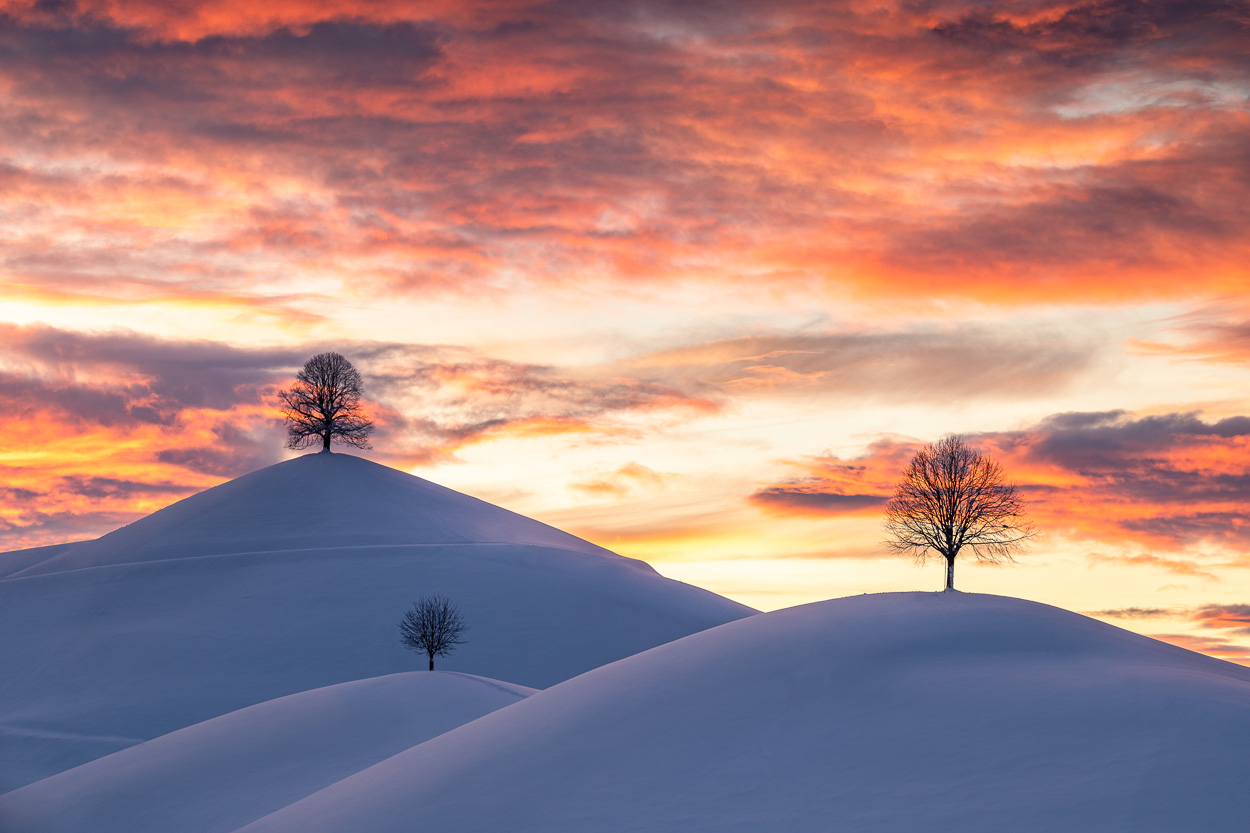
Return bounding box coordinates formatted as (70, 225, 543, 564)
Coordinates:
(750, 408, 1250, 550)
(631, 329, 1098, 400)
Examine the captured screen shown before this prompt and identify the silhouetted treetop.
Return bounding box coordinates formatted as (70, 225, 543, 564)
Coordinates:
(399, 594, 468, 671)
(883, 435, 1033, 591)
(279, 352, 374, 452)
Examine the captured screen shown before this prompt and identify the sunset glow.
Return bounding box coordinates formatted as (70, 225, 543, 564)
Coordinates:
(2, 0, 1248, 661)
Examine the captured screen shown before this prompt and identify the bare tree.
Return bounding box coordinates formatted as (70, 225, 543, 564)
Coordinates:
(884, 435, 1034, 591)
(399, 594, 468, 670)
(279, 352, 374, 452)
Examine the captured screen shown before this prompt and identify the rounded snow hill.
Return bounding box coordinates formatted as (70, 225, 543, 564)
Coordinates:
(0, 454, 754, 792)
(235, 592, 1250, 833)
(0, 672, 533, 833)
(6, 453, 616, 577)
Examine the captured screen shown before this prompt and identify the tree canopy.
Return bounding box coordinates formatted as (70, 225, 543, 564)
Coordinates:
(399, 594, 468, 671)
(279, 352, 374, 452)
(883, 435, 1033, 591)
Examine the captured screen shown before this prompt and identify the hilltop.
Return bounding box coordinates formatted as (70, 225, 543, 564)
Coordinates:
(3, 452, 618, 578)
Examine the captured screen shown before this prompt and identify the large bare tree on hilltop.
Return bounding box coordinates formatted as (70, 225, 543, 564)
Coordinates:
(279, 352, 375, 452)
(884, 435, 1034, 591)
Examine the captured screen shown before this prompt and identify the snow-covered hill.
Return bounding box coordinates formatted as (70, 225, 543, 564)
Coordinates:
(233, 592, 1250, 833)
(0, 672, 532, 833)
(0, 453, 754, 792)
(3, 453, 616, 578)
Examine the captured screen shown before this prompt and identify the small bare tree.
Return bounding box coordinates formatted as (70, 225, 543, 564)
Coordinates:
(399, 594, 468, 670)
(884, 435, 1034, 591)
(279, 352, 374, 452)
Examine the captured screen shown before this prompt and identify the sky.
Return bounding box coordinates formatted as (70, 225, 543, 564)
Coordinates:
(1, 0, 1249, 662)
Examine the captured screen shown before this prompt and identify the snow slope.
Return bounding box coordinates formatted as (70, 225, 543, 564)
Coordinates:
(4, 453, 615, 578)
(0, 453, 754, 792)
(0, 672, 532, 833)
(236, 592, 1250, 833)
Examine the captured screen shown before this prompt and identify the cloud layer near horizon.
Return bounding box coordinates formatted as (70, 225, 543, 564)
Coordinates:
(4, 318, 1246, 571)
(0, 323, 726, 544)
(752, 410, 1250, 556)
(0, 314, 1114, 547)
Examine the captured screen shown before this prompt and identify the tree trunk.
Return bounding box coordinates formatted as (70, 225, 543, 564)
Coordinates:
(322, 430, 331, 452)
(428, 655, 434, 671)
(945, 555, 955, 591)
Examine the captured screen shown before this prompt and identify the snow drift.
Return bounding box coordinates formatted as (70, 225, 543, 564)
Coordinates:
(0, 672, 532, 833)
(0, 453, 753, 792)
(235, 592, 1250, 833)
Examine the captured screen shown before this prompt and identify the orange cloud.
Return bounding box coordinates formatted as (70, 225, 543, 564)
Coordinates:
(1132, 304, 1250, 366)
(751, 411, 1250, 555)
(1092, 603, 1250, 664)
(0, 402, 282, 549)
(571, 462, 671, 499)
(630, 331, 1098, 402)
(1190, 604, 1250, 634)
(0, 326, 732, 550)
(1149, 634, 1250, 663)
(0, 0, 1243, 316)
(749, 439, 914, 517)
(1086, 552, 1219, 581)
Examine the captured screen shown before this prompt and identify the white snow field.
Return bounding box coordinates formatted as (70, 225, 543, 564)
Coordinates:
(233, 592, 1250, 833)
(0, 672, 533, 833)
(0, 452, 754, 792)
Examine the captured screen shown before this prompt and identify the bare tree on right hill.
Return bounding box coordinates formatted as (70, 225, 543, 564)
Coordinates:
(884, 435, 1034, 591)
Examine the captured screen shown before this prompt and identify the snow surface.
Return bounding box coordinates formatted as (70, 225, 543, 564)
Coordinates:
(0, 453, 754, 791)
(0, 672, 532, 833)
(234, 592, 1250, 833)
(4, 453, 617, 577)
(0, 543, 74, 579)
